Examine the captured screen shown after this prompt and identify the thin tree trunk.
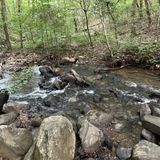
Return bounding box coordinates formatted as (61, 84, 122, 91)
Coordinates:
(17, 0, 23, 48)
(106, 4, 119, 46)
(139, 0, 143, 18)
(80, 0, 93, 47)
(0, 0, 12, 50)
(97, 0, 112, 57)
(73, 17, 78, 33)
(27, 0, 34, 47)
(144, 0, 152, 27)
(130, 0, 137, 37)
(100, 17, 112, 57)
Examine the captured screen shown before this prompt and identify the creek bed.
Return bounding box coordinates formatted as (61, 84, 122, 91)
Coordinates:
(0, 65, 160, 158)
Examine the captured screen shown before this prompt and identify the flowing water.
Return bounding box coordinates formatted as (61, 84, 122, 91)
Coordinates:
(1, 65, 160, 148)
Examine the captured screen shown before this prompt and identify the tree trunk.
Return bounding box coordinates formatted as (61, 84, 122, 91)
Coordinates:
(139, 0, 143, 18)
(106, 3, 119, 46)
(17, 0, 23, 48)
(0, 0, 12, 50)
(144, 0, 152, 27)
(130, 0, 137, 37)
(80, 0, 93, 47)
(73, 17, 78, 33)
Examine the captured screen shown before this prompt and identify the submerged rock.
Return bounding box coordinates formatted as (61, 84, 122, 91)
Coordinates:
(114, 123, 125, 131)
(104, 134, 118, 151)
(132, 140, 160, 160)
(0, 112, 18, 125)
(142, 115, 160, 136)
(43, 94, 64, 108)
(0, 125, 33, 159)
(79, 120, 104, 153)
(149, 92, 160, 99)
(116, 147, 132, 160)
(30, 116, 76, 160)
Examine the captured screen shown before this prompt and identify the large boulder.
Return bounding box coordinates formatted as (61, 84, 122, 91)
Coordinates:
(0, 112, 18, 125)
(132, 140, 160, 160)
(142, 115, 160, 136)
(0, 125, 33, 160)
(31, 116, 76, 160)
(0, 90, 9, 113)
(79, 120, 104, 153)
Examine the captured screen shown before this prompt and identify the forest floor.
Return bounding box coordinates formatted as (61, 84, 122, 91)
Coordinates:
(1, 44, 160, 75)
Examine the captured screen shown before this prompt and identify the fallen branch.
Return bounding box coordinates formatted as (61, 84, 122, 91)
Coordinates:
(70, 69, 90, 87)
(94, 65, 129, 74)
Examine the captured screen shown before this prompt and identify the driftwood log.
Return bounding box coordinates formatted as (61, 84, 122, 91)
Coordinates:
(70, 69, 90, 87)
(94, 65, 128, 74)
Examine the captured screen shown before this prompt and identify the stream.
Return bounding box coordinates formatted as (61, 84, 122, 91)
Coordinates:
(1, 64, 160, 157)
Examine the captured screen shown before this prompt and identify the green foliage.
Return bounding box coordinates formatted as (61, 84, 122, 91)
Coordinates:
(0, 0, 159, 61)
(112, 41, 160, 61)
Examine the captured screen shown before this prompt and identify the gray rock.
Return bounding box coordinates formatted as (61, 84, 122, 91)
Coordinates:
(142, 115, 160, 136)
(151, 107, 160, 117)
(116, 147, 132, 160)
(0, 125, 33, 160)
(140, 104, 151, 119)
(60, 57, 77, 65)
(0, 112, 18, 125)
(3, 101, 30, 113)
(31, 116, 76, 160)
(79, 120, 104, 153)
(132, 140, 160, 160)
(79, 110, 113, 127)
(141, 129, 155, 143)
(114, 123, 124, 131)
